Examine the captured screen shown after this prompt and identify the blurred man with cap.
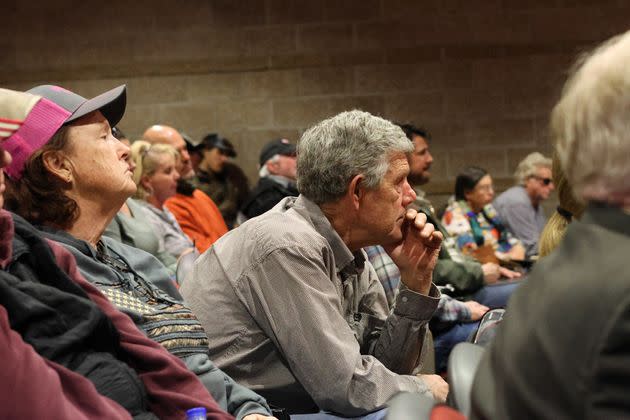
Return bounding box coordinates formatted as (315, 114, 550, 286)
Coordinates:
(193, 133, 249, 228)
(143, 124, 195, 179)
(240, 138, 299, 220)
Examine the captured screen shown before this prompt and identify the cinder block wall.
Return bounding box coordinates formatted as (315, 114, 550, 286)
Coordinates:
(3, 0, 629, 210)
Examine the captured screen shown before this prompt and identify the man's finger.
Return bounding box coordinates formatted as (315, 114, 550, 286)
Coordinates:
(405, 208, 418, 220)
(419, 220, 434, 238)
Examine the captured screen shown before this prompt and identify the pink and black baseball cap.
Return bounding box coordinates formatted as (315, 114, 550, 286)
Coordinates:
(1, 84, 126, 180)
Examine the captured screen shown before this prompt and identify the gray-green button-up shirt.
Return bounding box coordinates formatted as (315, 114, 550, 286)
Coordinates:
(181, 195, 441, 416)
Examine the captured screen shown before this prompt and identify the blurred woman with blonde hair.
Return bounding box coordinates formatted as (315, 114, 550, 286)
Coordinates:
(537, 153, 585, 257)
(129, 140, 197, 261)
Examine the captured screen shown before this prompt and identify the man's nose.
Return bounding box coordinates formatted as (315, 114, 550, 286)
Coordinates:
(402, 180, 416, 206)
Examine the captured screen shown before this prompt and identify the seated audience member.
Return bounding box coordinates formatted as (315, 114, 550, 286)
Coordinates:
(182, 131, 204, 173)
(181, 110, 449, 417)
(493, 152, 554, 258)
(0, 88, 231, 418)
(537, 154, 585, 258)
(442, 167, 526, 263)
(5, 85, 273, 420)
(192, 133, 249, 228)
(144, 125, 229, 252)
(130, 140, 198, 261)
(240, 138, 299, 220)
(398, 124, 521, 308)
(365, 245, 488, 373)
(471, 30, 630, 419)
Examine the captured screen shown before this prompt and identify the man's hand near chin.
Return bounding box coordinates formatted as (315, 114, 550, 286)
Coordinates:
(383, 209, 443, 296)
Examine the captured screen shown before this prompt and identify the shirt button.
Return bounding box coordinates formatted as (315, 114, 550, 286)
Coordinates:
(401, 296, 408, 303)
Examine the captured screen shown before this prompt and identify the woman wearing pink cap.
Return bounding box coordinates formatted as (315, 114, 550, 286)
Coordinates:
(0, 88, 233, 419)
(5, 85, 274, 420)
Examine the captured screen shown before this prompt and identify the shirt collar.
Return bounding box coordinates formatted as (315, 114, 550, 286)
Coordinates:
(292, 195, 364, 275)
(581, 201, 630, 238)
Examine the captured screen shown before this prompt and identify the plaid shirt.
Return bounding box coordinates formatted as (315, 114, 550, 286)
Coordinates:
(364, 245, 471, 322)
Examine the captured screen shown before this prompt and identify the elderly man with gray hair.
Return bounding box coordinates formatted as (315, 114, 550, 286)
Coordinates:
(493, 152, 554, 258)
(471, 29, 630, 419)
(182, 110, 448, 417)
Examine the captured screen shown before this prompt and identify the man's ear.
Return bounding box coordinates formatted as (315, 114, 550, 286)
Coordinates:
(42, 151, 72, 183)
(347, 174, 365, 210)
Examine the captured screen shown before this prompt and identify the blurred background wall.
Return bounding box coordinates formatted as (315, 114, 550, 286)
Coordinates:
(3, 0, 629, 209)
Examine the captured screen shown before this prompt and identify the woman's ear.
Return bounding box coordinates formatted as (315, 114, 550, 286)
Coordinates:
(42, 151, 72, 183)
(140, 174, 152, 191)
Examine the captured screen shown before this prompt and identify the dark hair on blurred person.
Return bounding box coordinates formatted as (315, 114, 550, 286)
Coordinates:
(396, 123, 432, 142)
(454, 166, 489, 201)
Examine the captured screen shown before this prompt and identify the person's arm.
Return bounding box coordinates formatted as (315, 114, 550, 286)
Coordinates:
(434, 295, 472, 322)
(165, 194, 228, 254)
(432, 258, 486, 294)
(497, 202, 541, 257)
(47, 240, 233, 420)
(221, 370, 272, 420)
(0, 305, 132, 420)
(236, 245, 436, 416)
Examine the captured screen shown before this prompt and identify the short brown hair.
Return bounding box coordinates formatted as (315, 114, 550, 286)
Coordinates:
(5, 127, 80, 229)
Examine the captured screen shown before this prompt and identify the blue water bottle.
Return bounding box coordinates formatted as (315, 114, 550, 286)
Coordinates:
(186, 407, 207, 420)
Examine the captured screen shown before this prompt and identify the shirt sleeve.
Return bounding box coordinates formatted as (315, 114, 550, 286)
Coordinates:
(434, 295, 471, 322)
(365, 272, 441, 375)
(235, 245, 436, 415)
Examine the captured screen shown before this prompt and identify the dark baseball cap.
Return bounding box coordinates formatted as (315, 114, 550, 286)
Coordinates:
(259, 138, 296, 166)
(27, 84, 127, 127)
(203, 133, 236, 158)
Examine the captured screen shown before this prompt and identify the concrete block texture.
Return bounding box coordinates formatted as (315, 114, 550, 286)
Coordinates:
(4, 0, 630, 186)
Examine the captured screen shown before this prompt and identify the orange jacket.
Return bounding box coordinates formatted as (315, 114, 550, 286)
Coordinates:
(165, 189, 228, 253)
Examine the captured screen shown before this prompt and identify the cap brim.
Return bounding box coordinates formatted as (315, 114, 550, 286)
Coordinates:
(66, 85, 126, 127)
(222, 147, 237, 158)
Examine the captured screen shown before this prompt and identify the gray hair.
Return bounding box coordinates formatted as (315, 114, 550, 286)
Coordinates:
(551, 30, 630, 203)
(514, 152, 552, 185)
(297, 110, 413, 204)
(258, 154, 279, 178)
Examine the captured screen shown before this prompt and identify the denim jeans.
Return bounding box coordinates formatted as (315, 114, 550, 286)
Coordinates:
(434, 321, 480, 372)
(472, 280, 521, 308)
(291, 407, 388, 420)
